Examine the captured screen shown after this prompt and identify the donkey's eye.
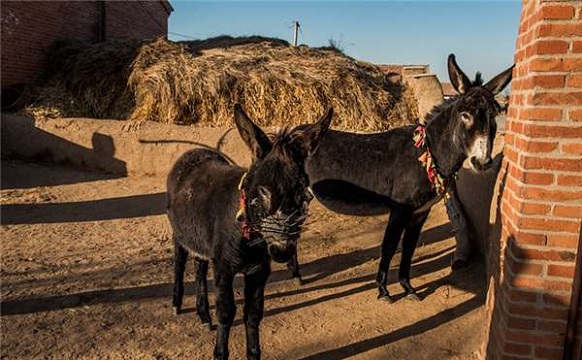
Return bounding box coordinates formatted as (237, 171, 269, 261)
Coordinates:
(250, 198, 261, 208)
(460, 112, 473, 127)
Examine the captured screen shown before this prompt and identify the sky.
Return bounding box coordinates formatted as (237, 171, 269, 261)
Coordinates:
(168, 1, 521, 82)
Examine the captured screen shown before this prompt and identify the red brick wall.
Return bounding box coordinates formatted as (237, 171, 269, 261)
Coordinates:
(104, 1, 168, 41)
(1, 1, 98, 87)
(1, 1, 170, 88)
(485, 1, 582, 359)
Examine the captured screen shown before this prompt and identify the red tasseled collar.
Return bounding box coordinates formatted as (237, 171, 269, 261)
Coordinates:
(412, 123, 449, 197)
(235, 173, 252, 239)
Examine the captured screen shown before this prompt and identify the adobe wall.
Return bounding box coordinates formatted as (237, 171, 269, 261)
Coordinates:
(0, 114, 252, 176)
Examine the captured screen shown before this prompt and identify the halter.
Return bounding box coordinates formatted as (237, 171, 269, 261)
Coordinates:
(235, 172, 253, 239)
(235, 172, 308, 241)
(412, 123, 449, 198)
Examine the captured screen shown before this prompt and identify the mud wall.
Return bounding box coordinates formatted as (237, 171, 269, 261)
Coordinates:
(406, 74, 444, 121)
(2, 113, 504, 260)
(1, 114, 252, 176)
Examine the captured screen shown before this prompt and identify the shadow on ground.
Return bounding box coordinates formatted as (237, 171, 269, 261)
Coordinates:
(1, 193, 166, 225)
(1, 234, 483, 318)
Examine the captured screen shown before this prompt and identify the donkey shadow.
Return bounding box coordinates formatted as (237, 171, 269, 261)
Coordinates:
(0, 238, 463, 317)
(268, 221, 453, 285)
(0, 215, 472, 318)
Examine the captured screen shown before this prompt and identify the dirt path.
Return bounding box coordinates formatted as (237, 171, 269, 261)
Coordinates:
(1, 159, 487, 359)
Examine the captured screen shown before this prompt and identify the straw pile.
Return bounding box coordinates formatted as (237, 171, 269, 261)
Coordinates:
(26, 36, 418, 131)
(26, 39, 142, 120)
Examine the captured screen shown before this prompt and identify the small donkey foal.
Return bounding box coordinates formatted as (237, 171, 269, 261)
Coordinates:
(167, 104, 333, 359)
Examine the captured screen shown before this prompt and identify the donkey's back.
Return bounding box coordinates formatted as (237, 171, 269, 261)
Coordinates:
(167, 148, 243, 260)
(306, 54, 513, 304)
(306, 126, 432, 214)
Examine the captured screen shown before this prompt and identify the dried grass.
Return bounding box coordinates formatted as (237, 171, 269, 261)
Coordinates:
(25, 36, 418, 130)
(26, 39, 141, 120)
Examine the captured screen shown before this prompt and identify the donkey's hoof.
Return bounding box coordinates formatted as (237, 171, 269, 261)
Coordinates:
(294, 277, 304, 286)
(405, 293, 422, 302)
(173, 306, 181, 316)
(201, 322, 216, 331)
(377, 294, 394, 303)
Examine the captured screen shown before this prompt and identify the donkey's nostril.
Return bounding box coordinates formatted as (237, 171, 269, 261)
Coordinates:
(470, 157, 478, 168)
(268, 244, 292, 263)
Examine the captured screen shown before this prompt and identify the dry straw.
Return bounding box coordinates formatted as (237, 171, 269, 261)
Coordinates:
(26, 36, 418, 131)
(26, 39, 141, 120)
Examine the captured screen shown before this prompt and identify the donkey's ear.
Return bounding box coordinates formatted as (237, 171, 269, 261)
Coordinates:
(484, 64, 515, 95)
(233, 103, 272, 160)
(302, 107, 333, 156)
(448, 54, 472, 94)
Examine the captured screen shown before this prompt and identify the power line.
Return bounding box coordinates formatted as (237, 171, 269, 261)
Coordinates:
(168, 31, 197, 40)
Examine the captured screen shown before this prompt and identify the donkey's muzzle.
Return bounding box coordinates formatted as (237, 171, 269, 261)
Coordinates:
(268, 242, 296, 263)
(259, 208, 306, 263)
(263, 230, 298, 263)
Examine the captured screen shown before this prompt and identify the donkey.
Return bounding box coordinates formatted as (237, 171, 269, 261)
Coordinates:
(167, 104, 333, 359)
(304, 54, 513, 302)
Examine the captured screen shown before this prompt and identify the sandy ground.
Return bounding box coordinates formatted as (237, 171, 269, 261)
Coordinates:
(1, 158, 488, 360)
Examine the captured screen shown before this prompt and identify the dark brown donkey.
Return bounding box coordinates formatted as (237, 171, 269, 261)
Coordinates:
(167, 104, 333, 359)
(301, 54, 513, 302)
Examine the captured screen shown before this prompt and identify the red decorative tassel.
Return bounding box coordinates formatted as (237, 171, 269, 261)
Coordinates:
(413, 124, 448, 196)
(236, 189, 251, 239)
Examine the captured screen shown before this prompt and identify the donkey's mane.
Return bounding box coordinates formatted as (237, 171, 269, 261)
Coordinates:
(268, 127, 294, 146)
(424, 97, 456, 125)
(473, 72, 484, 86)
(260, 127, 311, 194)
(267, 127, 304, 159)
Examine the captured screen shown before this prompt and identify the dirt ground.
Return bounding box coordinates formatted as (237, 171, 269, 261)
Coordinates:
(1, 158, 488, 360)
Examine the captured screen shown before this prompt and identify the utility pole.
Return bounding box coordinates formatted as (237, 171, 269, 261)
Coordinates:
(293, 20, 300, 47)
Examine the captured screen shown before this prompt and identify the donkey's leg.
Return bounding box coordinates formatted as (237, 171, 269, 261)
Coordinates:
(213, 265, 236, 360)
(445, 188, 472, 270)
(286, 249, 302, 285)
(195, 258, 212, 329)
(399, 212, 430, 301)
(376, 208, 408, 303)
(243, 262, 271, 360)
(172, 242, 189, 315)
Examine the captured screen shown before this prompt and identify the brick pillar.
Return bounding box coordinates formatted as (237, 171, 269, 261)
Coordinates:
(485, 0, 582, 359)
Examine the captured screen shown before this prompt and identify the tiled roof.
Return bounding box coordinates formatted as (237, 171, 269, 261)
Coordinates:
(161, 0, 174, 14)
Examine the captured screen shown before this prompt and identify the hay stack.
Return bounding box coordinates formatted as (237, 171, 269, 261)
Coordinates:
(26, 39, 142, 120)
(26, 36, 418, 131)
